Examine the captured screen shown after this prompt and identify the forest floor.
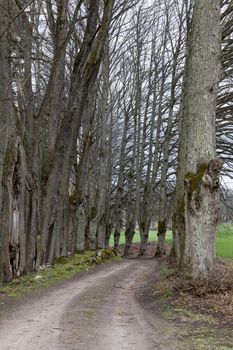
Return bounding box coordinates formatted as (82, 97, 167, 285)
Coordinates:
(0, 244, 232, 350)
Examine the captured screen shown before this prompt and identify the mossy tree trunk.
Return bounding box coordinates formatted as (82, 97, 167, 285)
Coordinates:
(174, 0, 222, 280)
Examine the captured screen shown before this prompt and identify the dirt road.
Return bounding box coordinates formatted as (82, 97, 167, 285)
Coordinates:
(0, 259, 178, 350)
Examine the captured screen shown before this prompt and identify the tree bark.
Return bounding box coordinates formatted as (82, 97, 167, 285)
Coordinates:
(174, 0, 222, 280)
(155, 21, 183, 257)
(0, 1, 17, 281)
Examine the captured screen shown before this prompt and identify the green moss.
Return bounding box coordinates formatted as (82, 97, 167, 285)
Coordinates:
(2, 144, 14, 180)
(87, 248, 118, 265)
(185, 163, 207, 200)
(69, 192, 78, 205)
(102, 248, 117, 257)
(90, 206, 97, 220)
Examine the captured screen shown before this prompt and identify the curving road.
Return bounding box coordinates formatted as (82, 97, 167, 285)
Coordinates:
(0, 259, 178, 350)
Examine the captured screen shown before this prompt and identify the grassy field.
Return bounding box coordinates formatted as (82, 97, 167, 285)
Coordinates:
(216, 224, 233, 258)
(109, 224, 233, 259)
(109, 230, 172, 246)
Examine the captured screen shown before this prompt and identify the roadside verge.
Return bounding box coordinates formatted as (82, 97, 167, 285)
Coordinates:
(0, 248, 120, 314)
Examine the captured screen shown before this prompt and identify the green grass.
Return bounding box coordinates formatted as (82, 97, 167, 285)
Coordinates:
(216, 224, 233, 258)
(0, 249, 119, 302)
(0, 252, 93, 300)
(109, 224, 233, 259)
(109, 230, 172, 246)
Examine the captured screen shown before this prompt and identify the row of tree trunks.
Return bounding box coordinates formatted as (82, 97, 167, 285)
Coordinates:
(40, 0, 115, 264)
(0, 0, 227, 284)
(0, 1, 38, 280)
(139, 25, 168, 255)
(155, 13, 184, 257)
(0, 0, 115, 281)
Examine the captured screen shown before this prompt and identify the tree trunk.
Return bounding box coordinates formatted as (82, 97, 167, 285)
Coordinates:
(76, 201, 87, 252)
(0, 2, 16, 281)
(155, 34, 182, 256)
(175, 0, 222, 280)
(95, 39, 110, 249)
(113, 103, 130, 251)
(124, 219, 136, 256)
